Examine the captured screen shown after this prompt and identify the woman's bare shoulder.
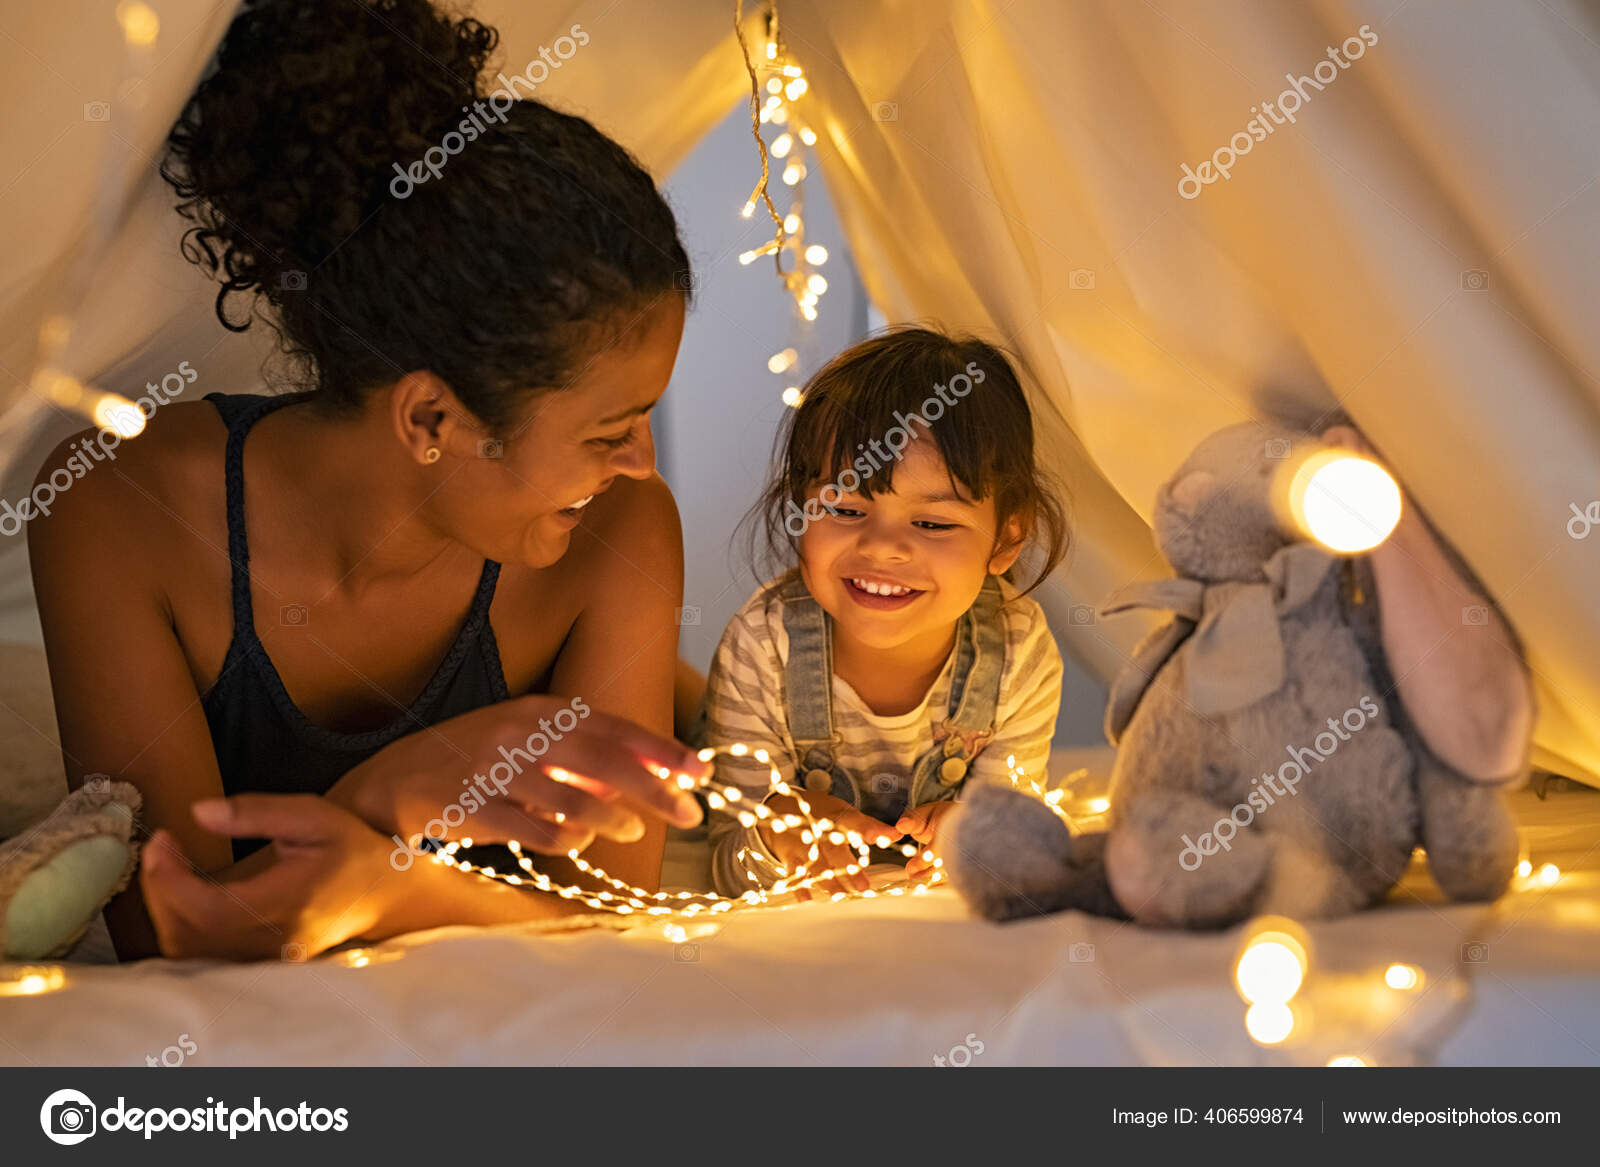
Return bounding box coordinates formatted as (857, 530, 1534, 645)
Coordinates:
(26, 398, 229, 559)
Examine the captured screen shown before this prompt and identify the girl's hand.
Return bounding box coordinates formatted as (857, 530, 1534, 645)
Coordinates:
(899, 801, 959, 877)
(140, 795, 405, 961)
(328, 695, 709, 858)
(758, 791, 886, 896)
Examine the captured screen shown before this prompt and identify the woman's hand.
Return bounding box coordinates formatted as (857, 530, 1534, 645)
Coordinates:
(328, 695, 709, 860)
(140, 795, 405, 960)
(758, 791, 887, 896)
(899, 800, 959, 878)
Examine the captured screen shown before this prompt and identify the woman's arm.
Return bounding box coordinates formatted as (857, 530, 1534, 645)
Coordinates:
(28, 432, 240, 957)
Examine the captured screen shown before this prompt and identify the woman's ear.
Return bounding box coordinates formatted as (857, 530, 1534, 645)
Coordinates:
(389, 371, 473, 465)
(987, 513, 1028, 576)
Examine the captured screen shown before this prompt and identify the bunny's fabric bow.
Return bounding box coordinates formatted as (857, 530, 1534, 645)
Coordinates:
(1102, 543, 1338, 742)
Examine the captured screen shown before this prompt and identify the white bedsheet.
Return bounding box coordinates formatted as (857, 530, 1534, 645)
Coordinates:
(3, 749, 1598, 1067)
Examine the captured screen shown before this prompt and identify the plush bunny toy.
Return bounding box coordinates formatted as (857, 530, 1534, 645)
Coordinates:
(947, 421, 1523, 927)
(0, 779, 141, 959)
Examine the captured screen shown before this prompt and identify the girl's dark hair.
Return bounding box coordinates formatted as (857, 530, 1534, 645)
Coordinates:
(162, 0, 689, 432)
(748, 327, 1070, 596)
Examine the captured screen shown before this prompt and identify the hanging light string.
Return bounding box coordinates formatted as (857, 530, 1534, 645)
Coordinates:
(733, 0, 831, 404)
(733, 0, 785, 270)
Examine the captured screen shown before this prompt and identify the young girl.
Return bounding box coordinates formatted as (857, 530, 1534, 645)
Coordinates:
(703, 328, 1070, 897)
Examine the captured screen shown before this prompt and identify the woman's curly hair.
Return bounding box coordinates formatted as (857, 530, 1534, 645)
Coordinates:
(162, 0, 690, 432)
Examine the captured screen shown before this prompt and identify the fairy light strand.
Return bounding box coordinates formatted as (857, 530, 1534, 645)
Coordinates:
(417, 743, 945, 919)
(734, 0, 832, 405)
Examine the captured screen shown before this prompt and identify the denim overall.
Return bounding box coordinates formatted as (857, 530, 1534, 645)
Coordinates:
(778, 575, 1009, 837)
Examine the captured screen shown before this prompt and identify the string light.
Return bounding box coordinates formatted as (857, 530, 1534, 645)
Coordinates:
(767, 348, 798, 373)
(0, 965, 67, 996)
(419, 743, 945, 920)
(734, 0, 834, 403)
(1383, 962, 1421, 991)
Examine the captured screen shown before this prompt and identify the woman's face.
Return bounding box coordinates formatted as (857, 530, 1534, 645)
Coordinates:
(433, 297, 686, 568)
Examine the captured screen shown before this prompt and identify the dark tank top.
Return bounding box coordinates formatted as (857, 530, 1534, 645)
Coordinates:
(200, 392, 510, 854)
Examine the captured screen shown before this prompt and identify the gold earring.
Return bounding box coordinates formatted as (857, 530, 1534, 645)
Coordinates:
(424, 447, 441, 464)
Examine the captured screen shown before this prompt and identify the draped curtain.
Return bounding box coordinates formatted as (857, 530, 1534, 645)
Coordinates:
(2, 0, 1596, 780)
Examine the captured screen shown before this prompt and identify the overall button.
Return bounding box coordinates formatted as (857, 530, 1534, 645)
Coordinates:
(938, 757, 968, 786)
(803, 769, 834, 794)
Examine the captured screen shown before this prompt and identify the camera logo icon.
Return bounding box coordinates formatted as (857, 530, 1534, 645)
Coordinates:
(82, 773, 111, 795)
(279, 270, 307, 291)
(40, 1088, 97, 1145)
(1068, 942, 1096, 963)
(674, 943, 701, 963)
(869, 772, 900, 795)
(1461, 605, 1488, 626)
(280, 603, 309, 627)
(673, 270, 699, 292)
(1069, 604, 1096, 626)
(873, 101, 898, 122)
(1069, 269, 1096, 290)
(83, 102, 111, 122)
(1461, 269, 1489, 291)
(676, 606, 701, 626)
(477, 438, 504, 460)
(1461, 941, 1490, 963)
(1264, 438, 1292, 460)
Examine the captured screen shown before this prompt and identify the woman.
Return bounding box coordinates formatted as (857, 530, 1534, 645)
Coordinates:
(29, 0, 708, 960)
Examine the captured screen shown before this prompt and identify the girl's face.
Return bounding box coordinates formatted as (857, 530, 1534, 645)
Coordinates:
(798, 437, 1021, 653)
(431, 297, 686, 568)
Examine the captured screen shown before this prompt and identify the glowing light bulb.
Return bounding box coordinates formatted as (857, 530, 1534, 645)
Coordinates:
(799, 127, 817, 145)
(117, 0, 160, 46)
(1245, 1001, 1295, 1045)
(1235, 932, 1307, 1004)
(94, 393, 146, 437)
(766, 77, 782, 95)
(785, 77, 808, 100)
(770, 133, 793, 158)
(782, 162, 804, 185)
(0, 966, 66, 996)
(1084, 796, 1111, 814)
(1516, 859, 1533, 879)
(781, 386, 804, 407)
(765, 40, 778, 60)
(1538, 863, 1561, 886)
(783, 215, 801, 237)
(1287, 451, 1402, 554)
(741, 201, 756, 219)
(782, 64, 803, 78)
(804, 244, 828, 265)
(807, 274, 828, 295)
(768, 348, 798, 374)
(1328, 1055, 1368, 1067)
(1384, 963, 1420, 990)
(800, 302, 818, 321)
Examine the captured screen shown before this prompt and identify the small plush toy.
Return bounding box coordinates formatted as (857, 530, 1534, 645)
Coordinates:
(0, 780, 141, 959)
(947, 421, 1523, 927)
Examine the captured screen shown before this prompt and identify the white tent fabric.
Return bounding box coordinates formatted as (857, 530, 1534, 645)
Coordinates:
(1, 0, 1597, 790)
